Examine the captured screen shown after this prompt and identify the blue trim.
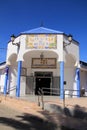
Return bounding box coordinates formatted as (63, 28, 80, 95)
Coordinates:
(60, 61, 64, 99)
(75, 68, 80, 97)
(16, 61, 22, 97)
(4, 67, 9, 95)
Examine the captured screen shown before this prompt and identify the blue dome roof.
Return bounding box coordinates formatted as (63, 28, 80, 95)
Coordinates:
(21, 27, 63, 34)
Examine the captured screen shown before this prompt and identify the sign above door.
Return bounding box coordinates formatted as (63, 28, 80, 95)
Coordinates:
(32, 58, 56, 69)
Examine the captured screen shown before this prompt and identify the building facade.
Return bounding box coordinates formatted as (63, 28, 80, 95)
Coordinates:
(0, 27, 87, 98)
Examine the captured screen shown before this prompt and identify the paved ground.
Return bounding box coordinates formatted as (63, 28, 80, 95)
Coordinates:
(0, 95, 87, 130)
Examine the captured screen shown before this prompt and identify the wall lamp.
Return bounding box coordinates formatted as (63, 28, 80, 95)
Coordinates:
(64, 34, 73, 47)
(11, 34, 20, 47)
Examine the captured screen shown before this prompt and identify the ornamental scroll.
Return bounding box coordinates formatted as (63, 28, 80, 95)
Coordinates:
(26, 34, 57, 49)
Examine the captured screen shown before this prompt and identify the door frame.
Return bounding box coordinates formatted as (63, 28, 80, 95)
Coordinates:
(34, 71, 53, 95)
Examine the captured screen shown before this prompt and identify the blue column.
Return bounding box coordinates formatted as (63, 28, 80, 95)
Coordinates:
(60, 61, 64, 99)
(75, 68, 80, 97)
(16, 61, 22, 97)
(4, 67, 9, 95)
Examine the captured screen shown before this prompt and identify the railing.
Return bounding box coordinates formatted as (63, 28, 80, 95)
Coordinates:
(37, 87, 87, 109)
(4, 86, 16, 100)
(7, 86, 16, 93)
(37, 88, 44, 109)
(37, 87, 60, 109)
(63, 89, 81, 108)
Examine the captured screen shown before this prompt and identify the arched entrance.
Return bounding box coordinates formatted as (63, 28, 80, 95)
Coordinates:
(23, 50, 59, 95)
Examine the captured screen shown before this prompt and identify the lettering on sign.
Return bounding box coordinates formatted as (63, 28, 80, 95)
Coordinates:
(32, 58, 56, 68)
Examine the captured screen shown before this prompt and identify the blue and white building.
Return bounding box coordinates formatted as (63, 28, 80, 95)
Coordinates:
(0, 26, 87, 98)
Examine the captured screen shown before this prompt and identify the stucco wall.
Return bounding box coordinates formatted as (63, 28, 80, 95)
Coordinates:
(80, 70, 87, 91)
(8, 66, 17, 96)
(7, 34, 64, 63)
(7, 34, 79, 64)
(64, 67, 75, 90)
(0, 73, 5, 92)
(63, 35, 79, 63)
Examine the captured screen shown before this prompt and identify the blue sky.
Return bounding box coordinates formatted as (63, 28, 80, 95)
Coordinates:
(0, 0, 87, 62)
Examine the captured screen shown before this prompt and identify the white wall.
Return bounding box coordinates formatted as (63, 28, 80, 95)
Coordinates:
(9, 67, 26, 96)
(63, 35, 79, 63)
(7, 33, 79, 65)
(57, 35, 63, 61)
(7, 34, 64, 63)
(64, 67, 75, 90)
(20, 76, 26, 96)
(0, 74, 5, 92)
(9, 66, 17, 96)
(80, 70, 87, 91)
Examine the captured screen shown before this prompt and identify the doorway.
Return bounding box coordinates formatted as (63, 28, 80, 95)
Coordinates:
(35, 72, 52, 95)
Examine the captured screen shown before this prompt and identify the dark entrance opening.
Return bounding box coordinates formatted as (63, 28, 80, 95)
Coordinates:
(35, 77, 51, 95)
(35, 72, 52, 95)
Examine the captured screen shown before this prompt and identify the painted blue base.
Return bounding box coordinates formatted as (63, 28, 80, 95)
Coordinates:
(4, 74, 8, 95)
(75, 68, 80, 97)
(16, 61, 22, 97)
(60, 61, 64, 99)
